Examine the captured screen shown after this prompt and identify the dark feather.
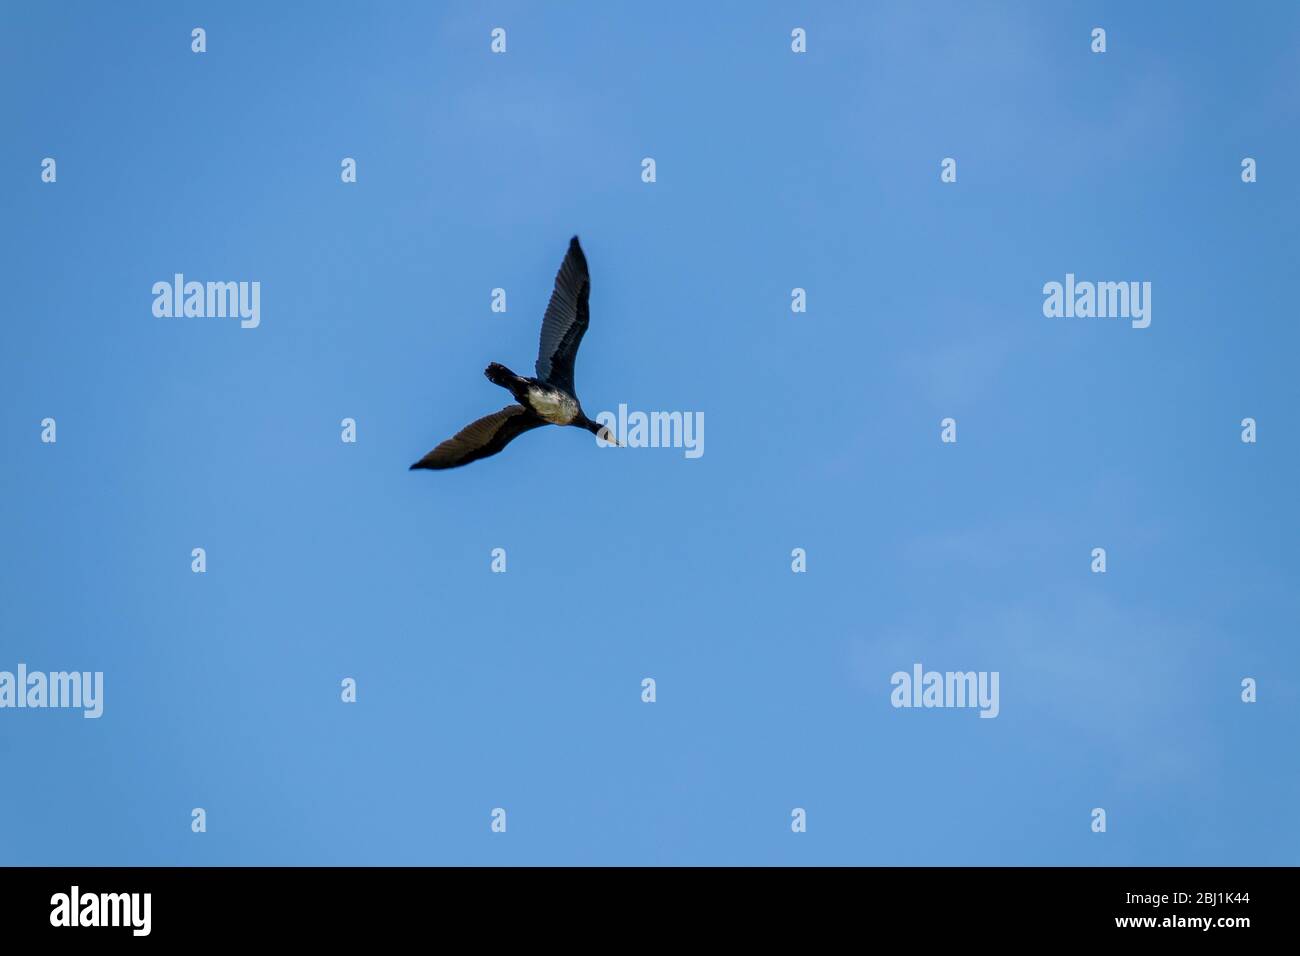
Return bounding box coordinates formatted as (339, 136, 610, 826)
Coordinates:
(534, 236, 590, 396)
(409, 405, 546, 470)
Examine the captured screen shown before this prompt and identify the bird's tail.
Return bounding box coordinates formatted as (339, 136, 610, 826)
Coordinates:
(485, 362, 518, 389)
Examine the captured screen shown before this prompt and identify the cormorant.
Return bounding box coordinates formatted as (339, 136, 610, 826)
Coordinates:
(410, 236, 615, 471)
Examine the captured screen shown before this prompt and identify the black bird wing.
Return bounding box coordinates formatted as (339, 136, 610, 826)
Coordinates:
(534, 236, 590, 396)
(409, 405, 546, 470)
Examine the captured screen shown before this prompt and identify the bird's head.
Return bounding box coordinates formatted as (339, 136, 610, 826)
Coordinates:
(579, 414, 621, 447)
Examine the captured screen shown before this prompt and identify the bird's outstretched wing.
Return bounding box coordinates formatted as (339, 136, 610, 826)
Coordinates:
(409, 405, 545, 470)
(535, 235, 590, 395)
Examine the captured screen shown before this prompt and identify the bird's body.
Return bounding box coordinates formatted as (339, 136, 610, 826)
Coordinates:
(525, 384, 581, 425)
(410, 237, 613, 471)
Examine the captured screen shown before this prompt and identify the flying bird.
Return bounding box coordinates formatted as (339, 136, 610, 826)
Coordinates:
(410, 236, 615, 471)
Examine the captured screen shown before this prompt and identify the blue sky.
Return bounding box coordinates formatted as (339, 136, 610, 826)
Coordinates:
(2, 1, 1297, 865)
